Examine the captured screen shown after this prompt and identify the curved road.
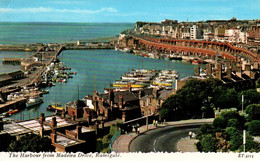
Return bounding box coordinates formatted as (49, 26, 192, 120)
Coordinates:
(129, 124, 201, 152)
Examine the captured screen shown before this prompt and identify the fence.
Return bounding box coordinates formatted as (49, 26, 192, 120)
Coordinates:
(109, 131, 121, 152)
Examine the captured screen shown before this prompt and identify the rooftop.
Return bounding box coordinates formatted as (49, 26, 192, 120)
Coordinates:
(1, 115, 74, 136)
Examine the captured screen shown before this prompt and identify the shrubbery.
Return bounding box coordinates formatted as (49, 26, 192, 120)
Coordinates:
(248, 120, 260, 136)
(197, 111, 260, 152)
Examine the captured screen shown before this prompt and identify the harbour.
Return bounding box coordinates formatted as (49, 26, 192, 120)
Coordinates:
(2, 49, 198, 120)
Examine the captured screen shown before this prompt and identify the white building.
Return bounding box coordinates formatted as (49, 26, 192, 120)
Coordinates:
(225, 28, 248, 43)
(190, 25, 203, 40)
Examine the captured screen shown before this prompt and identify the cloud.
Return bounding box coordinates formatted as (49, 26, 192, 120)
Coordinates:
(0, 7, 118, 14)
(48, 1, 85, 4)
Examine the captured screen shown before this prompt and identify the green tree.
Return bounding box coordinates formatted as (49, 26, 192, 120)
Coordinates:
(248, 120, 260, 136)
(213, 116, 227, 129)
(256, 78, 260, 88)
(225, 127, 242, 151)
(238, 89, 260, 109)
(201, 134, 217, 152)
(8, 134, 53, 152)
(195, 124, 214, 140)
(96, 125, 120, 153)
(160, 78, 226, 120)
(227, 119, 240, 129)
(246, 104, 260, 121)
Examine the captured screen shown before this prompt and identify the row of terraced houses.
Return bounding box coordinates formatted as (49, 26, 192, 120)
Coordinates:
(134, 18, 260, 45)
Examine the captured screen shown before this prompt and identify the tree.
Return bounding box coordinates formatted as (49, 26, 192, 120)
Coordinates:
(195, 124, 214, 140)
(201, 134, 217, 152)
(227, 119, 240, 129)
(8, 134, 54, 152)
(246, 104, 260, 121)
(160, 78, 227, 121)
(238, 89, 260, 109)
(213, 116, 227, 129)
(248, 120, 260, 136)
(256, 78, 260, 88)
(225, 127, 242, 151)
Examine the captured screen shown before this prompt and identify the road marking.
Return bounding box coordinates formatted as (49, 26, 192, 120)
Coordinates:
(158, 134, 166, 139)
(153, 139, 157, 146)
(153, 140, 157, 152)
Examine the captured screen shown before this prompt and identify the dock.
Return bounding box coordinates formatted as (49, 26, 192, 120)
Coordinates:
(2, 58, 23, 65)
(0, 97, 26, 113)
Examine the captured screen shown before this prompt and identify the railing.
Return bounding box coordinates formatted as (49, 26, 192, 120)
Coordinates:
(109, 131, 121, 152)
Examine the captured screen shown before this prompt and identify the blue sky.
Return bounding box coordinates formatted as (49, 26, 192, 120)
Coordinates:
(0, 0, 259, 22)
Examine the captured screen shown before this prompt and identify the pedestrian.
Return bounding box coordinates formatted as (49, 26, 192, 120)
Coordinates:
(137, 128, 140, 134)
(192, 132, 195, 139)
(189, 131, 192, 139)
(155, 120, 158, 127)
(153, 120, 155, 126)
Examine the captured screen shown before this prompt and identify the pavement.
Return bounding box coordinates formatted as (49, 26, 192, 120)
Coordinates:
(112, 118, 213, 153)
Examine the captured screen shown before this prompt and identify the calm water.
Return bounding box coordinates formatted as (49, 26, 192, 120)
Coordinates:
(9, 50, 198, 120)
(0, 22, 134, 44)
(0, 22, 198, 120)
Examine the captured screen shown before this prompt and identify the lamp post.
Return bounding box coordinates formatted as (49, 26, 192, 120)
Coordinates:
(242, 94, 244, 114)
(243, 130, 246, 152)
(146, 98, 148, 131)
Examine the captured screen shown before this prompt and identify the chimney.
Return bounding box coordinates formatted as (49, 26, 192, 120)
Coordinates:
(244, 64, 251, 77)
(122, 112, 126, 122)
(51, 117, 57, 128)
(206, 64, 212, 76)
(50, 130, 57, 144)
(138, 90, 143, 99)
(61, 109, 65, 118)
(236, 63, 242, 78)
(39, 113, 45, 124)
(226, 62, 232, 79)
(72, 112, 76, 121)
(76, 125, 82, 139)
(39, 124, 44, 137)
(253, 62, 259, 70)
(216, 62, 222, 80)
(93, 98, 98, 112)
(108, 89, 114, 105)
(153, 88, 158, 99)
(0, 117, 3, 131)
(95, 121, 99, 136)
(101, 119, 104, 129)
(118, 95, 123, 109)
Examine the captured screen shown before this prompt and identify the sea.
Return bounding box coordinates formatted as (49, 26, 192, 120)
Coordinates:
(0, 22, 199, 120)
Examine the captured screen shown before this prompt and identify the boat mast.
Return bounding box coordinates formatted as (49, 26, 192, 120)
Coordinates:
(78, 85, 79, 100)
(94, 73, 96, 91)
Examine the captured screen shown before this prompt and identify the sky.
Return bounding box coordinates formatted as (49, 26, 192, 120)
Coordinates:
(0, 0, 259, 23)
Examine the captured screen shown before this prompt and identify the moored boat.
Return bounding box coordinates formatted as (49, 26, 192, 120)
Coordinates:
(26, 96, 44, 108)
(8, 109, 19, 115)
(47, 104, 65, 112)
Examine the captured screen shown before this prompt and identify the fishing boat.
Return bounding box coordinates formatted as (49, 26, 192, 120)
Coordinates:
(130, 82, 146, 88)
(25, 48, 32, 52)
(47, 103, 65, 112)
(26, 96, 43, 108)
(8, 109, 19, 115)
(41, 90, 49, 94)
(112, 81, 128, 88)
(192, 59, 199, 64)
(118, 47, 131, 53)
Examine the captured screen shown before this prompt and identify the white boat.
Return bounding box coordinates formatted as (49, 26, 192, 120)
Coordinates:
(118, 48, 131, 53)
(26, 96, 43, 108)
